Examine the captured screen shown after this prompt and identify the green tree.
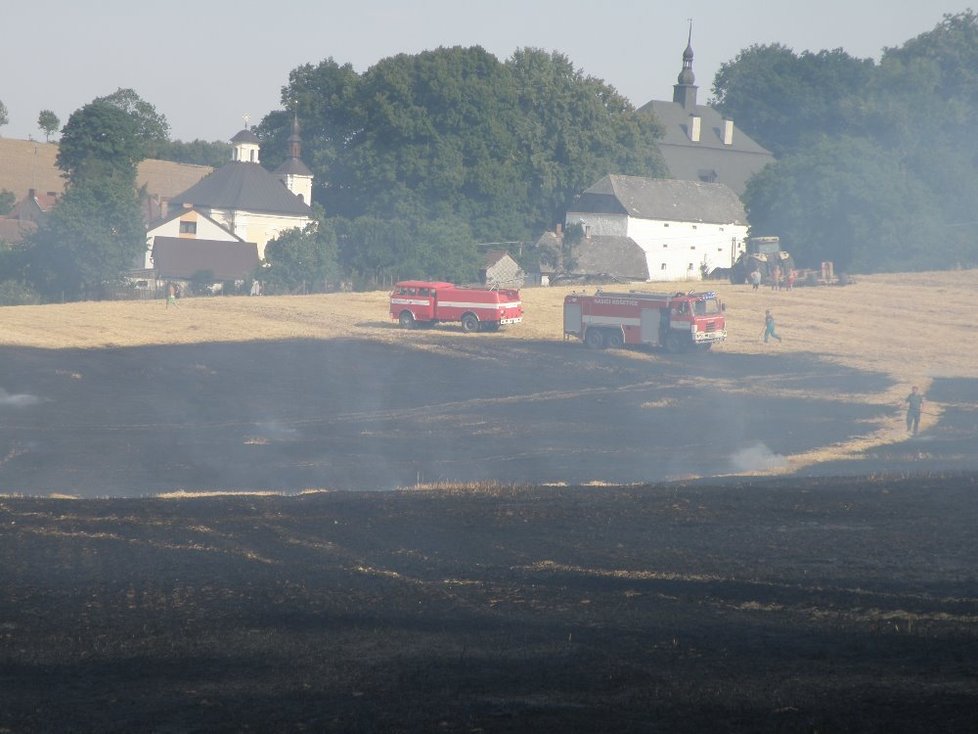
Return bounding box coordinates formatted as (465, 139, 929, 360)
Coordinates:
(0, 99, 7, 128)
(508, 48, 666, 227)
(0, 190, 14, 216)
(263, 46, 665, 282)
(743, 137, 940, 273)
(260, 220, 340, 294)
(94, 88, 170, 157)
(56, 101, 145, 184)
(24, 95, 149, 301)
(37, 110, 60, 142)
(24, 173, 146, 300)
(711, 44, 876, 156)
(153, 138, 231, 167)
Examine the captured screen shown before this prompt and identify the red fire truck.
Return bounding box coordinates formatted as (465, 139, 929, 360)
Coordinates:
(390, 280, 523, 333)
(564, 289, 726, 352)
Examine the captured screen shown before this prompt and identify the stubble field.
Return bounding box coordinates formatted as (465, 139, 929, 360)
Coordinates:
(1, 271, 977, 731)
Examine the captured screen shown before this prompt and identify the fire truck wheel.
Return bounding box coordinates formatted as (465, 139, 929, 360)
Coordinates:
(664, 332, 685, 354)
(461, 314, 480, 333)
(606, 331, 624, 349)
(584, 328, 605, 349)
(398, 311, 415, 329)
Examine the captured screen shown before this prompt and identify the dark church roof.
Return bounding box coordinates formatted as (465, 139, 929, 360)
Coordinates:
(168, 161, 313, 216)
(637, 31, 774, 195)
(570, 175, 746, 225)
(152, 237, 259, 280)
(274, 157, 313, 177)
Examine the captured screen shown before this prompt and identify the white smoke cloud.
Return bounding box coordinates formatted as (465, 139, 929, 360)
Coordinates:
(730, 442, 787, 473)
(0, 388, 43, 408)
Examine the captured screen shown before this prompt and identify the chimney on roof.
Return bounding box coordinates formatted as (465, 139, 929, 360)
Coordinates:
(689, 115, 701, 142)
(28, 188, 36, 199)
(723, 119, 734, 145)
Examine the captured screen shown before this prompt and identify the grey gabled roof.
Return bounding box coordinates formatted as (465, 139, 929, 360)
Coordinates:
(572, 175, 746, 225)
(169, 161, 313, 217)
(274, 157, 313, 177)
(571, 235, 649, 281)
(152, 237, 259, 280)
(638, 100, 774, 195)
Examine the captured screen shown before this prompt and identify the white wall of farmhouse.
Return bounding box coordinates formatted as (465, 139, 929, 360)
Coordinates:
(144, 210, 242, 269)
(566, 209, 747, 282)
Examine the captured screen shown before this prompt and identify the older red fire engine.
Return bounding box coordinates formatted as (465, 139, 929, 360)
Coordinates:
(390, 280, 523, 333)
(564, 290, 726, 352)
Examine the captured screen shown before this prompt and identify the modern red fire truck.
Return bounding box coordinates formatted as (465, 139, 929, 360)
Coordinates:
(564, 289, 726, 352)
(390, 280, 523, 333)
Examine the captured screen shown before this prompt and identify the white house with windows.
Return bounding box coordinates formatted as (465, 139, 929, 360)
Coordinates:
(563, 175, 748, 282)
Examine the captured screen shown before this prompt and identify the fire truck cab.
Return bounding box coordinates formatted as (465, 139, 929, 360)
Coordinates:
(564, 290, 726, 353)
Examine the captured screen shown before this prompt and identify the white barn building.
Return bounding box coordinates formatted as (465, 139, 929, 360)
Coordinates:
(564, 175, 748, 282)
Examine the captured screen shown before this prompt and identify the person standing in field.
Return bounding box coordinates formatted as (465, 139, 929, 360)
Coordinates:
(750, 269, 761, 291)
(905, 385, 924, 435)
(166, 283, 178, 308)
(763, 309, 782, 343)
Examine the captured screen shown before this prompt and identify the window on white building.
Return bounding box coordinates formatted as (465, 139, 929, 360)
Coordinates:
(661, 263, 667, 270)
(179, 221, 197, 235)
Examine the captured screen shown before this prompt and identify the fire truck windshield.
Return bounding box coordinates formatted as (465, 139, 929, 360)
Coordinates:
(693, 299, 721, 316)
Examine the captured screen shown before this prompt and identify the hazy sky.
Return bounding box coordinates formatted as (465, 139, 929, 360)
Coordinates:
(0, 1, 968, 143)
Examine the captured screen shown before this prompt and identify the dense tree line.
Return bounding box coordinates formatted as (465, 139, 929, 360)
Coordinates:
(713, 10, 978, 273)
(255, 46, 666, 285)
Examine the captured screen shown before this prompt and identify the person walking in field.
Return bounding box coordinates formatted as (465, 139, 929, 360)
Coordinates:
(750, 269, 761, 291)
(763, 309, 782, 343)
(166, 283, 178, 308)
(905, 385, 924, 435)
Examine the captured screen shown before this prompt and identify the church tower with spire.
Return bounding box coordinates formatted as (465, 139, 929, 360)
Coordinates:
(636, 22, 774, 196)
(672, 22, 698, 113)
(275, 114, 314, 205)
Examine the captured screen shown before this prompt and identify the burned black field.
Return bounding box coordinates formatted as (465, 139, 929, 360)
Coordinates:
(0, 336, 897, 495)
(1, 335, 977, 732)
(2, 477, 977, 733)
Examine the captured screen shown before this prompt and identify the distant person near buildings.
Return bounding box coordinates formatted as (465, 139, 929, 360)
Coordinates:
(750, 269, 761, 291)
(166, 283, 178, 308)
(763, 309, 782, 344)
(905, 385, 924, 435)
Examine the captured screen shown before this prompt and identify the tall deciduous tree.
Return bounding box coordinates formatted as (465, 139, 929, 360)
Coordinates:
(95, 88, 170, 157)
(0, 99, 9, 129)
(37, 110, 60, 141)
(711, 44, 875, 157)
(259, 46, 664, 283)
(744, 137, 940, 273)
(56, 101, 145, 184)
(26, 98, 149, 300)
(260, 220, 340, 294)
(25, 173, 146, 300)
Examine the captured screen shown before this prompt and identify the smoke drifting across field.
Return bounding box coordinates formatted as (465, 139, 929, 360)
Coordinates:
(0, 388, 43, 408)
(730, 442, 788, 473)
